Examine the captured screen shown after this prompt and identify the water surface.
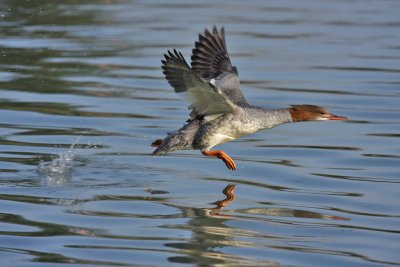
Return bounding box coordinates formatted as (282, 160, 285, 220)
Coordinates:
(0, 1, 399, 266)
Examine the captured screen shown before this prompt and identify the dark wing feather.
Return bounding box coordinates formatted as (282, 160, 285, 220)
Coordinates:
(162, 49, 238, 116)
(191, 26, 238, 79)
(191, 26, 247, 106)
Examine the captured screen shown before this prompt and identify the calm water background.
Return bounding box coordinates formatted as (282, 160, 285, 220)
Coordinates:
(1, 1, 399, 266)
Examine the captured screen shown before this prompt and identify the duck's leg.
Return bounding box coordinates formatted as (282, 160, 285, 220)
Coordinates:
(151, 139, 163, 147)
(202, 150, 237, 170)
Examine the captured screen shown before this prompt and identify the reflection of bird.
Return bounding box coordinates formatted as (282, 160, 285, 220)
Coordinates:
(152, 26, 347, 170)
(209, 184, 236, 210)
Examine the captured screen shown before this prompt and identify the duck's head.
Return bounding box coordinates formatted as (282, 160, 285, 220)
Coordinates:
(289, 104, 348, 122)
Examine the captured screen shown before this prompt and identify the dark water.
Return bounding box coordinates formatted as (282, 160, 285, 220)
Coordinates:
(1, 1, 399, 266)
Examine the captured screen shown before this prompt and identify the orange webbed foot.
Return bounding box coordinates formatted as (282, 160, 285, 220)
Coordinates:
(202, 150, 237, 170)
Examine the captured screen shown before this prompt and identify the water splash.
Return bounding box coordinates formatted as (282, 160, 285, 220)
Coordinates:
(37, 138, 79, 186)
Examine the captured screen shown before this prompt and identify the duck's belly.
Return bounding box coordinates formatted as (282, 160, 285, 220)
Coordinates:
(195, 116, 261, 150)
(203, 132, 236, 149)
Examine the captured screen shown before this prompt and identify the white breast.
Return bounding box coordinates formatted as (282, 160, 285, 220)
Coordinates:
(205, 133, 235, 150)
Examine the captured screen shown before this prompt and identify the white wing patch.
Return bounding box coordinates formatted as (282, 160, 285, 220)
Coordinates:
(162, 49, 240, 116)
(178, 73, 238, 116)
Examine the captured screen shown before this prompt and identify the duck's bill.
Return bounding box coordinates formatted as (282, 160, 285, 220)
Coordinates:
(328, 114, 348, 120)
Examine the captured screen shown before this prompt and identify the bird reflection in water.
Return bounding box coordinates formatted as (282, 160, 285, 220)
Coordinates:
(205, 184, 236, 217)
(203, 183, 348, 220)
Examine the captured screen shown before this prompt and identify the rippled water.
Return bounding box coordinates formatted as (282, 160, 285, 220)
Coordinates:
(1, 1, 399, 266)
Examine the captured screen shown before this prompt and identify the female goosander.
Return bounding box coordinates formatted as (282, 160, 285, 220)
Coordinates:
(152, 26, 347, 170)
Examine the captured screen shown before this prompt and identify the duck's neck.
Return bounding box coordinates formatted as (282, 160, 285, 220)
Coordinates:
(256, 107, 294, 130)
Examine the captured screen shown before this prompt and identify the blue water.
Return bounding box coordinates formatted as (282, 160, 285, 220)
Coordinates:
(0, 1, 399, 266)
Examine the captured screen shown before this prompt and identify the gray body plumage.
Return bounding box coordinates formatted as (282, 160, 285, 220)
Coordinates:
(153, 26, 293, 155)
(152, 119, 200, 155)
(192, 107, 292, 151)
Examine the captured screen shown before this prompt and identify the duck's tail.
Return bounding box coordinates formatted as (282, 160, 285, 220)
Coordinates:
(151, 120, 200, 155)
(151, 132, 188, 155)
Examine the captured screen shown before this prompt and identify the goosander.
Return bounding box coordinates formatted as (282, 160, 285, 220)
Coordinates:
(152, 26, 347, 170)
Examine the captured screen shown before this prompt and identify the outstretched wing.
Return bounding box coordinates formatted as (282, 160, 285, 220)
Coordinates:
(162, 49, 238, 116)
(191, 26, 247, 105)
